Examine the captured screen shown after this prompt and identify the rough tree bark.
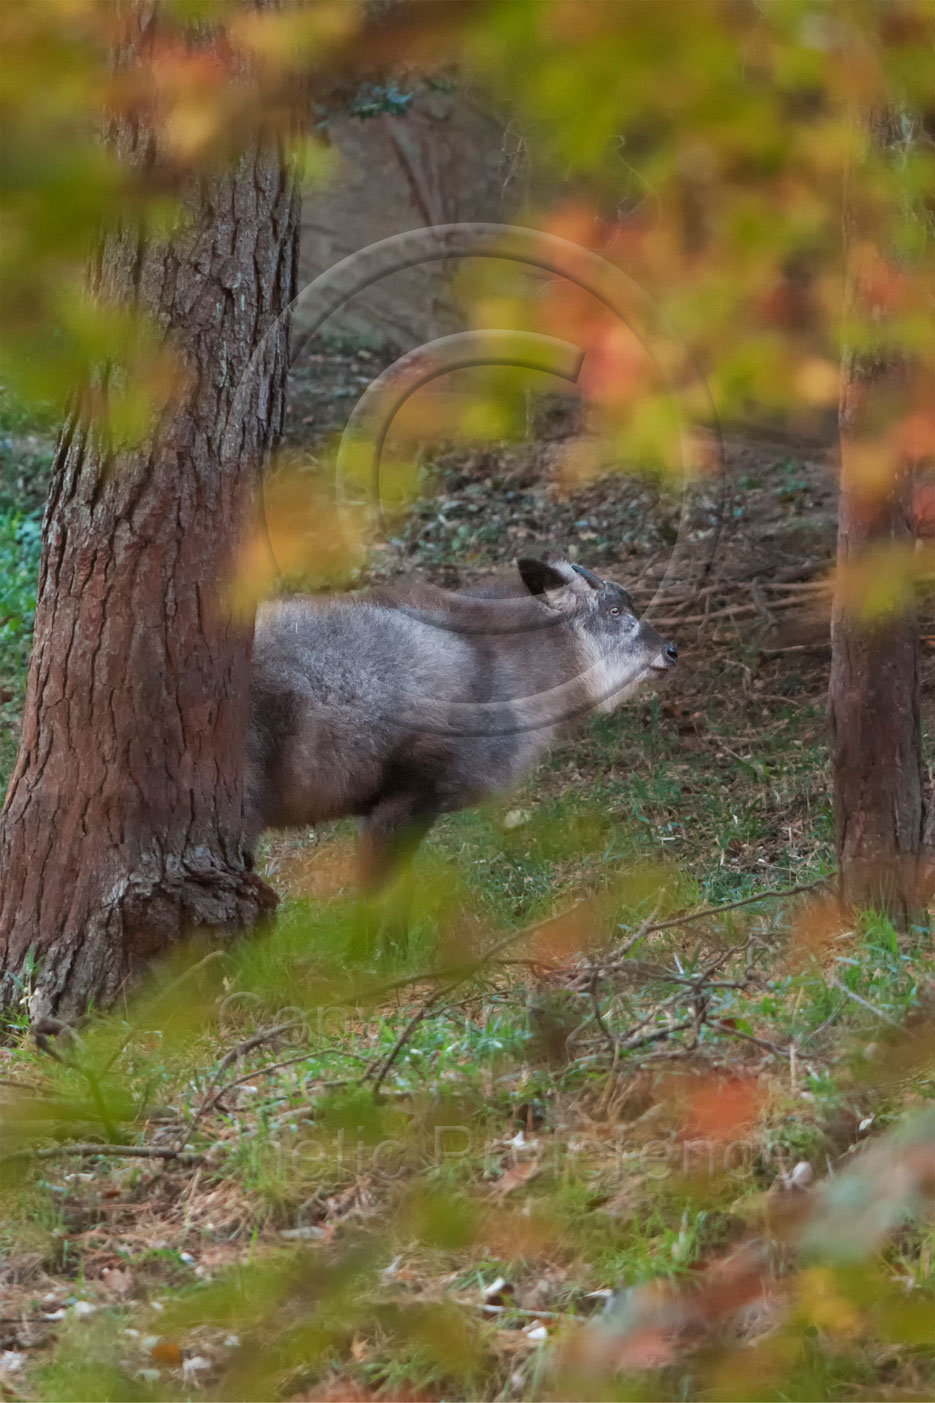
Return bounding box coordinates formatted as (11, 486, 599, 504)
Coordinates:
(828, 115, 924, 922)
(829, 358, 923, 919)
(0, 66, 299, 1019)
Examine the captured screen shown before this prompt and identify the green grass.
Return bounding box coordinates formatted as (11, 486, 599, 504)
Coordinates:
(0, 389, 56, 512)
(0, 508, 42, 793)
(0, 392, 52, 791)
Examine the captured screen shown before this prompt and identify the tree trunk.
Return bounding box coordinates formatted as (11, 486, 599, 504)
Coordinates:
(829, 356, 923, 919)
(829, 112, 925, 926)
(0, 122, 299, 1018)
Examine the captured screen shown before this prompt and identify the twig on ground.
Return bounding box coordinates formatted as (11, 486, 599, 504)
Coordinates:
(798, 999, 847, 1047)
(296, 880, 826, 1099)
(365, 920, 561, 1093)
(175, 1018, 308, 1151)
(364, 910, 584, 1003)
(213, 1047, 371, 1103)
(0, 1317, 60, 1324)
(750, 577, 777, 628)
(758, 641, 830, 657)
(370, 1003, 433, 1094)
(617, 875, 832, 941)
(652, 592, 823, 629)
(589, 970, 616, 1059)
(648, 576, 824, 612)
(828, 978, 905, 1030)
(597, 927, 771, 988)
(0, 1076, 47, 1093)
(705, 1019, 792, 1057)
(367, 976, 468, 1095)
(596, 1034, 622, 1114)
(1, 1142, 203, 1165)
(614, 902, 663, 959)
(578, 916, 810, 1072)
(617, 1017, 696, 1053)
(464, 1300, 578, 1322)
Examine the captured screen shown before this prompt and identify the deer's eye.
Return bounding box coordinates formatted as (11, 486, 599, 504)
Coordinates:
(610, 605, 621, 616)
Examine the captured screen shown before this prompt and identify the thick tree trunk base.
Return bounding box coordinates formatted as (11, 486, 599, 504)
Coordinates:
(0, 852, 277, 1025)
(829, 612, 925, 928)
(834, 857, 928, 929)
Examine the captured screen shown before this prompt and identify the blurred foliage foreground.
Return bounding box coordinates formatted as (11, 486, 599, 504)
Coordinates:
(1, 377, 935, 1401)
(1, 848, 934, 1401)
(2, 0, 935, 1397)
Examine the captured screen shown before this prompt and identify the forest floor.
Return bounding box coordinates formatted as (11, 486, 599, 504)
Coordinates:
(1, 354, 934, 1403)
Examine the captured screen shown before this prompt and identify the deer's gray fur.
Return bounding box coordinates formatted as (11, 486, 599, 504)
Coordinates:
(244, 556, 676, 883)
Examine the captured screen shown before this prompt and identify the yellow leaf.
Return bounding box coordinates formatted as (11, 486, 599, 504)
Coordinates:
(796, 357, 839, 406)
(796, 1266, 861, 1338)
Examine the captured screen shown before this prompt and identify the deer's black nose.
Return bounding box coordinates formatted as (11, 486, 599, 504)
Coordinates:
(666, 642, 678, 663)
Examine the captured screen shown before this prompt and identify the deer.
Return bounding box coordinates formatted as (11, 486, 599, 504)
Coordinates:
(244, 554, 677, 887)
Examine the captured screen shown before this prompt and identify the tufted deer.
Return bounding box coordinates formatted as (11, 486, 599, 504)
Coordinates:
(244, 555, 676, 885)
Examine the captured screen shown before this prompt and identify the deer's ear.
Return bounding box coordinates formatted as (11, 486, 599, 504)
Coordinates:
(518, 557, 569, 597)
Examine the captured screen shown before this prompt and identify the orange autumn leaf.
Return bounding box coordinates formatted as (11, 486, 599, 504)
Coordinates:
(683, 1075, 764, 1145)
(579, 322, 652, 408)
(527, 900, 602, 965)
(786, 895, 852, 973)
(694, 1241, 774, 1323)
(490, 1157, 540, 1198)
(854, 246, 908, 317)
(151, 1341, 183, 1366)
(899, 411, 935, 462)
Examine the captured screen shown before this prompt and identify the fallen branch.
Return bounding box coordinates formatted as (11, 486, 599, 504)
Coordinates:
(0, 1076, 47, 1093)
(212, 1047, 371, 1103)
(648, 577, 825, 609)
(589, 970, 617, 1059)
(359, 879, 825, 1076)
(619, 874, 832, 941)
(652, 593, 825, 629)
(461, 1300, 575, 1322)
(758, 641, 830, 657)
(618, 1017, 696, 1054)
(828, 977, 905, 1030)
(1, 1142, 203, 1165)
(705, 1018, 793, 1057)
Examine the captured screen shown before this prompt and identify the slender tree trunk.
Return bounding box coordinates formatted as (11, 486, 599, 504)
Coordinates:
(0, 116, 299, 1019)
(828, 113, 924, 920)
(829, 356, 923, 919)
